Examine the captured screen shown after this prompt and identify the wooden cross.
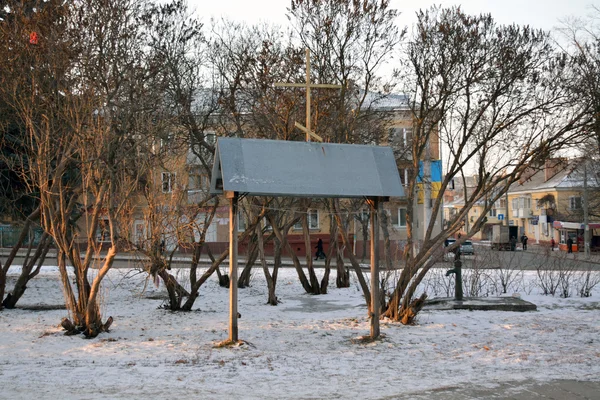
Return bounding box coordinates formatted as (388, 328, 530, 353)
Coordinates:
(275, 48, 342, 142)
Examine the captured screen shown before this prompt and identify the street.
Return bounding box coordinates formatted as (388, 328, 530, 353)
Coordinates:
(455, 242, 600, 271)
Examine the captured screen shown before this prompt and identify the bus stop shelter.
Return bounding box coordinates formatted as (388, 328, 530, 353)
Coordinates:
(210, 137, 404, 341)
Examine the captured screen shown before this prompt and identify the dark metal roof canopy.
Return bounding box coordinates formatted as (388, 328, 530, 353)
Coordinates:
(210, 137, 404, 198)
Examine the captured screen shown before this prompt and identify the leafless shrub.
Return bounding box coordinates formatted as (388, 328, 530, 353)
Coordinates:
(535, 250, 577, 297)
(494, 250, 525, 295)
(577, 268, 600, 297)
(462, 266, 493, 297)
(558, 262, 577, 298)
(420, 268, 453, 298)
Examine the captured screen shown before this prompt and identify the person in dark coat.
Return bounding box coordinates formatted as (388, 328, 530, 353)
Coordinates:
(567, 237, 573, 253)
(315, 238, 325, 260)
(521, 234, 528, 251)
(510, 236, 517, 251)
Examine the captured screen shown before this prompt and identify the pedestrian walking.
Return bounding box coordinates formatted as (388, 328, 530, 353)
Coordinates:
(510, 236, 517, 251)
(567, 237, 573, 254)
(551, 237, 555, 251)
(521, 234, 528, 251)
(314, 238, 326, 260)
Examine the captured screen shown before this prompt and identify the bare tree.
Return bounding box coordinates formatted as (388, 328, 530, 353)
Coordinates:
(287, 0, 404, 144)
(555, 9, 600, 226)
(0, 0, 171, 336)
(0, 0, 64, 310)
(383, 7, 588, 324)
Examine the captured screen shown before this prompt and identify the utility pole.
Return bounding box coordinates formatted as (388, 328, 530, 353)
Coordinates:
(505, 185, 509, 227)
(583, 161, 590, 258)
(423, 135, 432, 241)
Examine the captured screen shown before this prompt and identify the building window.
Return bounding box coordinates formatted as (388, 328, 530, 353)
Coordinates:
(160, 133, 175, 150)
(263, 217, 273, 231)
(518, 196, 531, 209)
(294, 209, 319, 230)
(389, 128, 413, 157)
(189, 173, 209, 191)
(398, 208, 407, 227)
(162, 172, 175, 193)
(96, 218, 111, 243)
(398, 168, 410, 185)
(361, 209, 370, 222)
(205, 132, 216, 146)
(390, 207, 407, 227)
(134, 221, 146, 246)
(238, 212, 247, 231)
(391, 127, 412, 149)
(489, 208, 497, 217)
(569, 196, 582, 210)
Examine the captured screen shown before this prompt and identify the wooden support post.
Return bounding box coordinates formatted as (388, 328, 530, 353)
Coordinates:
(228, 191, 239, 342)
(305, 48, 311, 142)
(369, 197, 380, 339)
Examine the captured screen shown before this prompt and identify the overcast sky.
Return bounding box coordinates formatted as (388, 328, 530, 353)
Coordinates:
(188, 0, 598, 32)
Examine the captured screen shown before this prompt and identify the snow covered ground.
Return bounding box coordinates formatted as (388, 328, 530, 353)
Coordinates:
(0, 266, 599, 399)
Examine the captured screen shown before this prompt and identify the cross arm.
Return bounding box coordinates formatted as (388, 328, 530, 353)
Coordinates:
(294, 122, 323, 142)
(274, 82, 342, 89)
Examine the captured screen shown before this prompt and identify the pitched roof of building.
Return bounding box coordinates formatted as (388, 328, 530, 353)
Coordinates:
(508, 159, 598, 194)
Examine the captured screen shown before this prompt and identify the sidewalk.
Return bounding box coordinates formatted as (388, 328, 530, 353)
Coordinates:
(4, 242, 600, 268)
(477, 240, 600, 264)
(393, 379, 600, 400)
(0, 248, 354, 269)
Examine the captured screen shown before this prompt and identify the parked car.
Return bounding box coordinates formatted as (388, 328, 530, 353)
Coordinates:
(443, 238, 475, 259)
(444, 238, 457, 260)
(460, 240, 474, 255)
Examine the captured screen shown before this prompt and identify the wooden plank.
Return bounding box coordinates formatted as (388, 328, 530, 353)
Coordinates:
(370, 197, 380, 339)
(229, 194, 239, 342)
(274, 82, 342, 89)
(294, 122, 323, 142)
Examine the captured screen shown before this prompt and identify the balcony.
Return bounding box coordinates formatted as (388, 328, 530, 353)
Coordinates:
(517, 208, 533, 218)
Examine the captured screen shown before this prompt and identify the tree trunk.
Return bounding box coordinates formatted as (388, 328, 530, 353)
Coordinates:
(332, 202, 370, 306)
(57, 250, 81, 329)
(3, 233, 51, 309)
(321, 210, 335, 292)
(181, 214, 266, 311)
(189, 241, 203, 288)
(360, 220, 368, 262)
(0, 208, 41, 310)
(267, 214, 313, 293)
(256, 223, 278, 305)
(335, 240, 349, 288)
(181, 248, 228, 311)
(158, 269, 184, 311)
(302, 214, 320, 294)
(206, 245, 229, 287)
(239, 233, 258, 288)
(399, 293, 428, 325)
(380, 208, 393, 270)
(383, 257, 434, 323)
(271, 238, 281, 300)
(84, 246, 117, 337)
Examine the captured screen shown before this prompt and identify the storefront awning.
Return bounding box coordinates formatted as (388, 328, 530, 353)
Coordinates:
(553, 221, 600, 230)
